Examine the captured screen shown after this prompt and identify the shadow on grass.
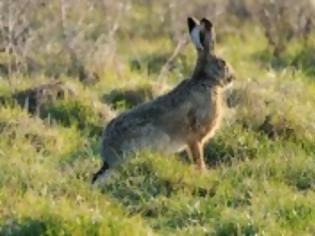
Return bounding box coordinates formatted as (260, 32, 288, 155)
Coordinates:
(0, 216, 103, 236)
(0, 218, 47, 236)
(252, 45, 315, 77)
(41, 99, 107, 137)
(290, 46, 315, 76)
(252, 49, 288, 71)
(204, 138, 261, 168)
(102, 85, 157, 110)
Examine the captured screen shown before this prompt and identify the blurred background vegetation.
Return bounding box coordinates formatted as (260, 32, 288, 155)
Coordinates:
(1, 0, 315, 80)
(1, 0, 315, 235)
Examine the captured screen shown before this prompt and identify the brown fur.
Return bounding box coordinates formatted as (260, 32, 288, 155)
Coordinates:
(92, 17, 235, 183)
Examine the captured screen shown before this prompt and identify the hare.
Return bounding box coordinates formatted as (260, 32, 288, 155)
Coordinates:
(92, 17, 235, 183)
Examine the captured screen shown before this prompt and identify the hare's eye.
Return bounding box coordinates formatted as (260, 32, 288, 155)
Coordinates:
(218, 59, 226, 67)
(216, 59, 225, 68)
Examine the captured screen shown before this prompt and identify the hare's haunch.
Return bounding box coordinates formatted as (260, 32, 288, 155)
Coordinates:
(92, 17, 235, 183)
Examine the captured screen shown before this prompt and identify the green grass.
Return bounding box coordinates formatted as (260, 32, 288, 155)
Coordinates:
(1, 25, 315, 236)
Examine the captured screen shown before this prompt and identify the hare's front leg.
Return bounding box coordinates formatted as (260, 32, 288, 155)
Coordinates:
(188, 142, 206, 171)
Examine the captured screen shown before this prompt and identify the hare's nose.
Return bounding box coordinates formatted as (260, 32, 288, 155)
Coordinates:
(227, 75, 234, 83)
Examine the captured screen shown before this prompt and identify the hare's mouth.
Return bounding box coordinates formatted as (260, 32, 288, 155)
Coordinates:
(223, 77, 234, 89)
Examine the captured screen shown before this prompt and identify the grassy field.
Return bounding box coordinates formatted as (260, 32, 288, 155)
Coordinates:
(1, 2, 315, 235)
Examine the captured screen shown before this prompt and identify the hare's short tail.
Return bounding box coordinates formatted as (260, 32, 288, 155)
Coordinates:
(92, 161, 109, 184)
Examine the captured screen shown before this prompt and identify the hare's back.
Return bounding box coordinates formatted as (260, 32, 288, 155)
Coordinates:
(104, 80, 194, 138)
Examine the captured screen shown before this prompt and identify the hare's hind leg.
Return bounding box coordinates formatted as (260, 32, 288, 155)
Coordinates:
(188, 142, 206, 171)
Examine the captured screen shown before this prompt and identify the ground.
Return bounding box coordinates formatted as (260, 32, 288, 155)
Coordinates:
(1, 11, 315, 236)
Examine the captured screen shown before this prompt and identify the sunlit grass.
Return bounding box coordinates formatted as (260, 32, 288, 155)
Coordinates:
(0, 22, 315, 235)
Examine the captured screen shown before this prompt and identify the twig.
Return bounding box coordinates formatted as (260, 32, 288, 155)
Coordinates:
(157, 36, 188, 83)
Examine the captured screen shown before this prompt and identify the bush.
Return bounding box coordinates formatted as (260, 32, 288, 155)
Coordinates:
(42, 99, 113, 136)
(102, 83, 165, 110)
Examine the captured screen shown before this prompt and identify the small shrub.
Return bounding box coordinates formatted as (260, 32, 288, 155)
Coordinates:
(103, 83, 165, 110)
(42, 99, 113, 136)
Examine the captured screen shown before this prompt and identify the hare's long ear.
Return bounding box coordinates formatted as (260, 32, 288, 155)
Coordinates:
(189, 17, 214, 78)
(200, 18, 214, 55)
(187, 17, 198, 34)
(187, 17, 204, 51)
